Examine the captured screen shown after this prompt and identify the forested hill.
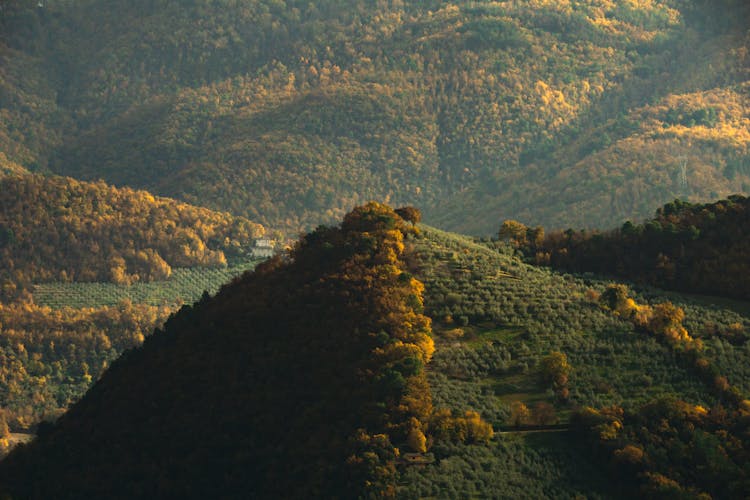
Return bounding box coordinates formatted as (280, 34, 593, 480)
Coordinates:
(2, 0, 748, 233)
(1, 203, 749, 497)
(0, 174, 264, 300)
(504, 195, 750, 300)
(0, 203, 484, 498)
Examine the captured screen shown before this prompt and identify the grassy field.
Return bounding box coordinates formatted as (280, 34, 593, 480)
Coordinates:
(33, 258, 263, 308)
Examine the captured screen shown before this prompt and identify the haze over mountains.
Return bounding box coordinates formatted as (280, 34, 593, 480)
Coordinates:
(2, 0, 748, 233)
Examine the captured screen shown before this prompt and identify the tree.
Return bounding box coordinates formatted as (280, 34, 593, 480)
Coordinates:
(509, 401, 530, 427)
(406, 419, 427, 453)
(395, 206, 422, 225)
(531, 401, 556, 426)
(540, 351, 570, 389)
(539, 351, 571, 401)
(498, 220, 529, 246)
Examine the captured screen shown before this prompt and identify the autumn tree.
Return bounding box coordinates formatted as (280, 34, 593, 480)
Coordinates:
(395, 206, 422, 225)
(540, 351, 570, 400)
(509, 401, 530, 427)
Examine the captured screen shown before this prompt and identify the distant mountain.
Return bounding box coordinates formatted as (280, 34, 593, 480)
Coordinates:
(1, 0, 748, 233)
(0, 174, 264, 300)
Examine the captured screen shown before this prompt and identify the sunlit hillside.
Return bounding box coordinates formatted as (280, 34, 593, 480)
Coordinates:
(1, 0, 747, 233)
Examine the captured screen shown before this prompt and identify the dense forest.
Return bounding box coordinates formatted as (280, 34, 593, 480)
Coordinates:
(1, 0, 748, 233)
(503, 195, 750, 300)
(0, 300, 172, 444)
(0, 174, 264, 300)
(1, 0, 749, 495)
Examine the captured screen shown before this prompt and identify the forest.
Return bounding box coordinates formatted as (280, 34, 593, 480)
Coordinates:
(503, 195, 750, 300)
(1, 0, 748, 233)
(0, 0, 749, 496)
(0, 174, 264, 300)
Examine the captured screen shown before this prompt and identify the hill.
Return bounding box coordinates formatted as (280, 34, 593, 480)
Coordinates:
(504, 195, 750, 300)
(1, 203, 748, 497)
(0, 174, 265, 300)
(406, 224, 750, 497)
(0, 203, 452, 498)
(1, 0, 748, 233)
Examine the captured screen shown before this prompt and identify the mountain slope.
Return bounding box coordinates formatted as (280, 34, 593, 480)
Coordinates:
(0, 203, 440, 498)
(0, 174, 264, 300)
(2, 0, 748, 233)
(2, 203, 748, 497)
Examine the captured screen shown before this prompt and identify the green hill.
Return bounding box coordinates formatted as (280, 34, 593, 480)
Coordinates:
(1, 0, 748, 233)
(1, 203, 748, 497)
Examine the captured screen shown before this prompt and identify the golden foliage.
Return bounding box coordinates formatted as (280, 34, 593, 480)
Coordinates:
(0, 174, 264, 296)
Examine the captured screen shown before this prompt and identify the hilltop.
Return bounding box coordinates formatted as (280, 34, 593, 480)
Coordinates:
(1, 0, 748, 233)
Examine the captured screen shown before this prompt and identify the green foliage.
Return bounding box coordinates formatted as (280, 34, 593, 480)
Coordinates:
(517, 195, 750, 300)
(404, 223, 750, 495)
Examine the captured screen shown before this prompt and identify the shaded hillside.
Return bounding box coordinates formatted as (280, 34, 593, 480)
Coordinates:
(0, 203, 444, 498)
(0, 174, 264, 300)
(505, 195, 750, 300)
(0, 300, 172, 440)
(1, 0, 748, 232)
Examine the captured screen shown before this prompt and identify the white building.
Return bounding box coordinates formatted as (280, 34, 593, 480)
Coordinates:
(251, 238, 275, 258)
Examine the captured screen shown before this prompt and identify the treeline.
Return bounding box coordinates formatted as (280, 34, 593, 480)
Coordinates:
(503, 195, 750, 300)
(0, 203, 489, 498)
(0, 174, 264, 299)
(0, 300, 171, 438)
